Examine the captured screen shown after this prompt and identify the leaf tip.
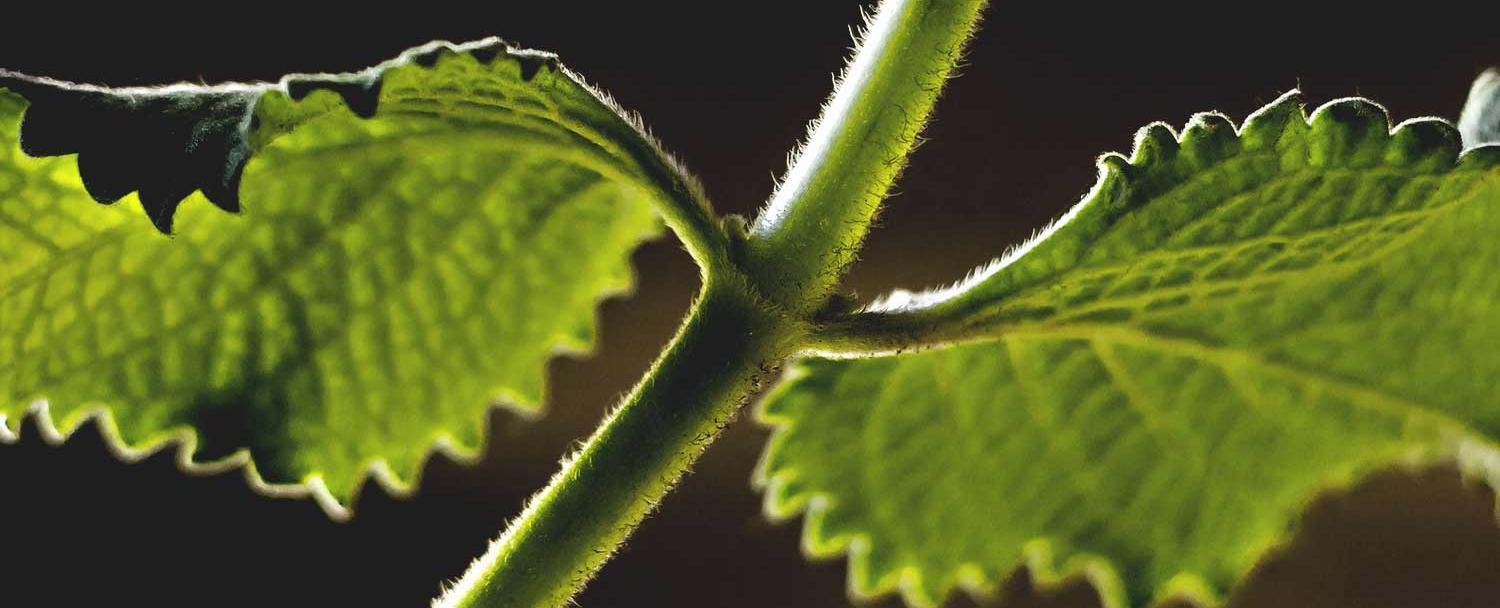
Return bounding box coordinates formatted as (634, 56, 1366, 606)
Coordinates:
(1240, 89, 1306, 150)
(1387, 117, 1462, 170)
(1093, 152, 1136, 202)
(1307, 96, 1393, 167)
(1179, 111, 1238, 162)
(1097, 151, 1133, 175)
(1129, 123, 1179, 167)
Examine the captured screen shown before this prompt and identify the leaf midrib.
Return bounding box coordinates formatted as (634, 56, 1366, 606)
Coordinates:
(1017, 322, 1477, 443)
(1032, 207, 1439, 325)
(952, 161, 1493, 337)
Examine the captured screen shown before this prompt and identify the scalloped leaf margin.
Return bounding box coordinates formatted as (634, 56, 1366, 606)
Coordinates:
(0, 38, 692, 519)
(756, 91, 1500, 608)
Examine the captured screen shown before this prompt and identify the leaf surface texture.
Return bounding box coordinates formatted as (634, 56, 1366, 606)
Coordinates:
(0, 39, 697, 513)
(758, 93, 1500, 606)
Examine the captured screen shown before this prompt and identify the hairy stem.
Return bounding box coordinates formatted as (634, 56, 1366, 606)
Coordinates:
(804, 309, 975, 357)
(435, 280, 799, 608)
(746, 0, 988, 313)
(437, 1, 989, 605)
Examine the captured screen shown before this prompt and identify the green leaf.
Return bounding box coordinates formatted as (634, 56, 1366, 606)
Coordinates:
(1460, 67, 1500, 148)
(0, 39, 702, 516)
(756, 91, 1500, 607)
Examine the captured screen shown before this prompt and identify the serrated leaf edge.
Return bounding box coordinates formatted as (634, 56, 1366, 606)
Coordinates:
(863, 90, 1498, 320)
(0, 40, 670, 519)
(3, 36, 725, 267)
(0, 246, 649, 521)
(755, 360, 1500, 608)
(758, 91, 1500, 607)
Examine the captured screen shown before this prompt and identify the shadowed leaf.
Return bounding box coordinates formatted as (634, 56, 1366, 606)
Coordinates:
(0, 39, 706, 515)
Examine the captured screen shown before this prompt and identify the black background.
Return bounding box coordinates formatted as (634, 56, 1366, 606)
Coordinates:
(2, 3, 1499, 606)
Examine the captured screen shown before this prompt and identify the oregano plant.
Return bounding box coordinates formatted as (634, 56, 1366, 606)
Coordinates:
(3, 1, 1499, 606)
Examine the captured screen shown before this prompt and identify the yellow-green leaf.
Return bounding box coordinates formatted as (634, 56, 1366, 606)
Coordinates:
(758, 92, 1500, 607)
(0, 39, 706, 516)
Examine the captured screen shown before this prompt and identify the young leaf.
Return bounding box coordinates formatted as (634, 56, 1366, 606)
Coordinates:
(0, 39, 711, 516)
(757, 91, 1500, 607)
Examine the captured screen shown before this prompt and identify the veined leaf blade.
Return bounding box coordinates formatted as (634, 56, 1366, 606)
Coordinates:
(759, 91, 1500, 607)
(0, 40, 694, 515)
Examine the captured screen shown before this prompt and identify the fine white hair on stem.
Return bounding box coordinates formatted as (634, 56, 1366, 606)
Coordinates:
(758, 1, 898, 228)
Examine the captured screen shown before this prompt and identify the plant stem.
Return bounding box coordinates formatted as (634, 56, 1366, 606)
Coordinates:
(746, 0, 989, 313)
(437, 1, 988, 605)
(435, 280, 799, 608)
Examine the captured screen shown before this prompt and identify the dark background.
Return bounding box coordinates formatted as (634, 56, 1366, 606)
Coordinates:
(2, 3, 1499, 606)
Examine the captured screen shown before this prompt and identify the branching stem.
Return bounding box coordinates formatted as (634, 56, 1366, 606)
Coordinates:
(746, 0, 988, 313)
(436, 1, 987, 605)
